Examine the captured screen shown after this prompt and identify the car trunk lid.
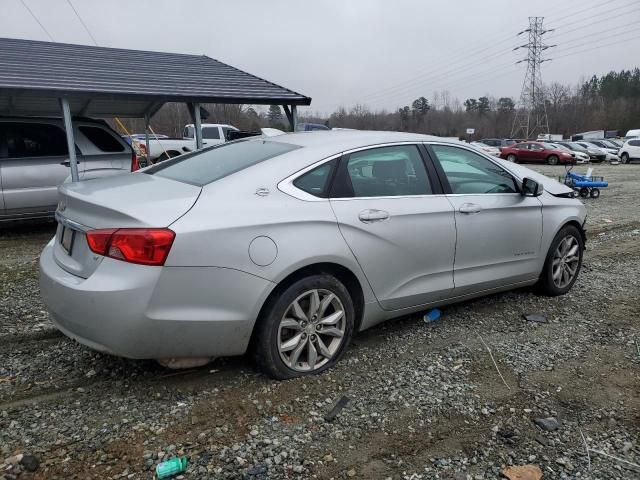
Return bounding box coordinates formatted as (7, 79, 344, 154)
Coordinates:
(53, 173, 201, 278)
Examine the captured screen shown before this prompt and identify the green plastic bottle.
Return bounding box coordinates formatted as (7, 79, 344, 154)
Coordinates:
(156, 457, 187, 479)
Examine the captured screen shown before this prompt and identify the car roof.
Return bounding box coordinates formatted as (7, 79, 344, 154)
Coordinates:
(267, 130, 450, 151)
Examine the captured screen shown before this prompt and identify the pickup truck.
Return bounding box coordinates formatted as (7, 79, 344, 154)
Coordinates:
(133, 123, 239, 162)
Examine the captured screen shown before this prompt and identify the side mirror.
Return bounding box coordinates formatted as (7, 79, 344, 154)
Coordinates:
(522, 177, 544, 196)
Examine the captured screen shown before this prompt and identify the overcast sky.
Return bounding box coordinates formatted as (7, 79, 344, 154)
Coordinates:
(2, 0, 639, 115)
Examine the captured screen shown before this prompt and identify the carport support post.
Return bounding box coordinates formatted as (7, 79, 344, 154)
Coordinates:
(60, 97, 80, 183)
(291, 105, 297, 132)
(144, 114, 151, 162)
(193, 103, 203, 150)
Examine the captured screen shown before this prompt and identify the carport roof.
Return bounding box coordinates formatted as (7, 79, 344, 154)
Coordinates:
(0, 37, 311, 118)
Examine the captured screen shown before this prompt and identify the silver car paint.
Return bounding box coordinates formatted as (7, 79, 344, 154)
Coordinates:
(40, 131, 586, 360)
(0, 118, 132, 221)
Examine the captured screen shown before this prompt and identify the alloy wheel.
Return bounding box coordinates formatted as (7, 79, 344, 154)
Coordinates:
(278, 289, 346, 372)
(552, 235, 580, 289)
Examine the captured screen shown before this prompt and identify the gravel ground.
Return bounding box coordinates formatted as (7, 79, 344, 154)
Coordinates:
(1, 164, 639, 480)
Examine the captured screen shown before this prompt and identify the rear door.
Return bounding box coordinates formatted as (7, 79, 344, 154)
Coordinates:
(329, 144, 456, 310)
(528, 142, 545, 162)
(74, 124, 131, 177)
(514, 143, 531, 162)
(201, 126, 223, 147)
(427, 143, 543, 295)
(0, 122, 74, 217)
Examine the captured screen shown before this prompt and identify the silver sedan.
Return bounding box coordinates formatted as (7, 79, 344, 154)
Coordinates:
(40, 131, 586, 379)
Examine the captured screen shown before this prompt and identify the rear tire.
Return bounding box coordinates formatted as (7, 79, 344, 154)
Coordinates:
(253, 274, 355, 380)
(579, 187, 589, 198)
(536, 225, 584, 296)
(547, 155, 559, 165)
(590, 188, 600, 198)
(621, 153, 630, 164)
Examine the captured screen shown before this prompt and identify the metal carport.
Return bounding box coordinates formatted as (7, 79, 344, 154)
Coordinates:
(0, 37, 311, 182)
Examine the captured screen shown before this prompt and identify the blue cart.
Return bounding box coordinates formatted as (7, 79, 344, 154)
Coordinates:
(559, 165, 608, 199)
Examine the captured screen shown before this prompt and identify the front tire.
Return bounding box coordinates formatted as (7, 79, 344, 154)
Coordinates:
(547, 155, 559, 165)
(621, 153, 630, 164)
(506, 154, 517, 163)
(536, 225, 584, 296)
(253, 274, 355, 379)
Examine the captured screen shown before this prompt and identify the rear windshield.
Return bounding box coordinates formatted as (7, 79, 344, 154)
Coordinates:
(144, 139, 300, 186)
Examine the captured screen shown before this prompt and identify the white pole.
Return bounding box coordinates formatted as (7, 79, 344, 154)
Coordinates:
(60, 97, 80, 182)
(193, 103, 203, 150)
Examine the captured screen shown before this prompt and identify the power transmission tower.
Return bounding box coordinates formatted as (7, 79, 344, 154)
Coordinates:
(511, 17, 555, 139)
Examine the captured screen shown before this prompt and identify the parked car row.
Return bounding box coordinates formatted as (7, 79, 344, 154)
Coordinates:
(477, 135, 640, 165)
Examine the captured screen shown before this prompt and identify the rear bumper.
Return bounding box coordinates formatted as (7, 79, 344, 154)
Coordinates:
(39, 240, 274, 359)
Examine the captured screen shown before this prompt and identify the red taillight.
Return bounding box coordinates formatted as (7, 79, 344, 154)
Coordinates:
(131, 151, 140, 172)
(86, 228, 175, 266)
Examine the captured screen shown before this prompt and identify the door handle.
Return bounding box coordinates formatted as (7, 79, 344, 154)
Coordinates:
(459, 203, 482, 214)
(59, 160, 80, 167)
(358, 209, 390, 223)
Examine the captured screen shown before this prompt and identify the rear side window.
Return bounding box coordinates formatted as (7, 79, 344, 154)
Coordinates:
(293, 159, 337, 197)
(146, 139, 300, 186)
(431, 145, 517, 194)
(183, 126, 194, 139)
(79, 126, 124, 152)
(202, 127, 220, 139)
(334, 145, 432, 198)
(1, 123, 68, 158)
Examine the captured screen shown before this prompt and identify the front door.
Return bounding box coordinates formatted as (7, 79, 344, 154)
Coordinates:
(0, 122, 76, 217)
(428, 144, 543, 295)
(329, 144, 456, 310)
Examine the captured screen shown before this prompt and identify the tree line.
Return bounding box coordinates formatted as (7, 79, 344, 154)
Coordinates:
(117, 68, 640, 140)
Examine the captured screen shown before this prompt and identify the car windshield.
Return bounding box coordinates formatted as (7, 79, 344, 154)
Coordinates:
(600, 140, 617, 148)
(566, 142, 587, 152)
(144, 139, 300, 186)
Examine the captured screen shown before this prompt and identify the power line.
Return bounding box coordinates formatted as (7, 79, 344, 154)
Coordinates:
(19, 0, 53, 41)
(548, 2, 640, 41)
(340, 0, 621, 107)
(545, 0, 628, 27)
(66, 0, 98, 46)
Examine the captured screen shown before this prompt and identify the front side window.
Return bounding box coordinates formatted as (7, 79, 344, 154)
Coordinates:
(430, 145, 518, 194)
(2, 123, 68, 158)
(183, 126, 194, 139)
(337, 145, 432, 198)
(202, 127, 220, 139)
(79, 126, 125, 152)
(146, 139, 300, 186)
(630, 140, 640, 147)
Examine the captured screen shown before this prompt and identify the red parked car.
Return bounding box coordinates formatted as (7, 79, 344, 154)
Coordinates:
(499, 141, 574, 165)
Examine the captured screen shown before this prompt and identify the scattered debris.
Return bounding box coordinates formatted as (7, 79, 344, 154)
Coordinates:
(579, 427, 591, 471)
(20, 453, 39, 472)
(424, 308, 441, 323)
(523, 313, 547, 323)
(324, 395, 350, 422)
(534, 417, 561, 431)
(501, 464, 543, 480)
(589, 449, 640, 472)
(478, 334, 511, 390)
(156, 456, 188, 479)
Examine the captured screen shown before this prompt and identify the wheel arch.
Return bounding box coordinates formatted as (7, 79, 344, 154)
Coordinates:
(249, 262, 366, 349)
